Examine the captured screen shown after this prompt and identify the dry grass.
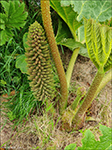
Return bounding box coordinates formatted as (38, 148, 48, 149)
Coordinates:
(1, 97, 111, 150)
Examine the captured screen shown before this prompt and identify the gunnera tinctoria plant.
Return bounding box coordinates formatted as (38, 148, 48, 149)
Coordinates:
(25, 21, 54, 101)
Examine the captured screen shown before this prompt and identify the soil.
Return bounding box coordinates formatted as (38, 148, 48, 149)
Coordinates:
(0, 48, 112, 150)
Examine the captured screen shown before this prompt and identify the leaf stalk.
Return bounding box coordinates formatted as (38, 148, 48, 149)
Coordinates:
(73, 68, 105, 127)
(66, 48, 80, 89)
(94, 69, 112, 99)
(41, 0, 68, 114)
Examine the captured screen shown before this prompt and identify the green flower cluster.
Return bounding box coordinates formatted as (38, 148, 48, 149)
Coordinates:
(25, 21, 54, 101)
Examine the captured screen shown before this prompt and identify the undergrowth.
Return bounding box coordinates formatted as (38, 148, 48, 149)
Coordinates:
(0, 0, 43, 125)
(0, 0, 111, 149)
(0, 0, 59, 126)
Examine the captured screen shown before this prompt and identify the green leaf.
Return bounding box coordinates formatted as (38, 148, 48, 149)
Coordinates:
(96, 125, 112, 150)
(78, 129, 96, 150)
(11, 2, 25, 19)
(55, 19, 85, 52)
(0, 30, 9, 46)
(65, 125, 112, 150)
(16, 54, 28, 74)
(61, 0, 112, 42)
(8, 1, 15, 17)
(64, 143, 76, 150)
(79, 47, 89, 58)
(5, 28, 14, 37)
(0, 0, 28, 45)
(0, 28, 14, 45)
(0, 13, 7, 22)
(0, 18, 5, 30)
(78, 125, 112, 150)
(0, 80, 7, 85)
(12, 76, 20, 84)
(8, 12, 28, 29)
(77, 25, 85, 42)
(14, 1, 21, 9)
(55, 19, 72, 44)
(8, 1, 28, 29)
(104, 50, 112, 72)
(57, 38, 84, 51)
(1, 0, 28, 28)
(50, 0, 82, 39)
(107, 145, 112, 150)
(0, 1, 9, 16)
(84, 18, 112, 71)
(61, 0, 112, 22)
(23, 32, 29, 49)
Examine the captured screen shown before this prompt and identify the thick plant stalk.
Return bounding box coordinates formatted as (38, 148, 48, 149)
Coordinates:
(71, 87, 86, 110)
(73, 67, 105, 128)
(41, 0, 68, 114)
(94, 69, 112, 99)
(61, 87, 86, 131)
(66, 48, 79, 89)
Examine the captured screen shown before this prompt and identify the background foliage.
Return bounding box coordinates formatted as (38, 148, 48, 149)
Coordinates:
(64, 125, 112, 150)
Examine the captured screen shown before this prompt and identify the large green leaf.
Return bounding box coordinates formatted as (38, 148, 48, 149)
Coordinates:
(8, 1, 15, 17)
(79, 47, 89, 58)
(64, 143, 76, 150)
(65, 125, 112, 150)
(78, 125, 112, 150)
(97, 125, 112, 150)
(7, 1, 28, 29)
(61, 0, 112, 42)
(104, 50, 112, 72)
(55, 18, 88, 57)
(55, 19, 72, 44)
(0, 18, 5, 30)
(0, 30, 7, 45)
(0, 13, 7, 31)
(50, 0, 82, 39)
(16, 54, 28, 74)
(55, 19, 84, 49)
(0, 1, 9, 16)
(10, 2, 25, 18)
(57, 38, 85, 51)
(61, 0, 112, 22)
(84, 18, 112, 72)
(0, 29, 13, 46)
(0, 13, 7, 23)
(0, 0, 28, 45)
(78, 129, 96, 150)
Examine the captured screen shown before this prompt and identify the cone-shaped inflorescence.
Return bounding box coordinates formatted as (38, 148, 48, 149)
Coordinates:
(25, 21, 54, 101)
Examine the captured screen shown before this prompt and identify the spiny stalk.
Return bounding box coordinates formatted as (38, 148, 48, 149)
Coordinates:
(41, 0, 68, 114)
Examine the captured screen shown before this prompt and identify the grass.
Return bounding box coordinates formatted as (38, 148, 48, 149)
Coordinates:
(0, 0, 59, 129)
(1, 101, 111, 150)
(0, 0, 44, 125)
(1, 111, 78, 149)
(0, 38, 34, 123)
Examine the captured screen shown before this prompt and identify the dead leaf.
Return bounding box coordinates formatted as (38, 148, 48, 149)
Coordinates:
(1, 90, 18, 103)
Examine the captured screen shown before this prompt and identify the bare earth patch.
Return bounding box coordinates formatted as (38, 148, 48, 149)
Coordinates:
(0, 48, 112, 150)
